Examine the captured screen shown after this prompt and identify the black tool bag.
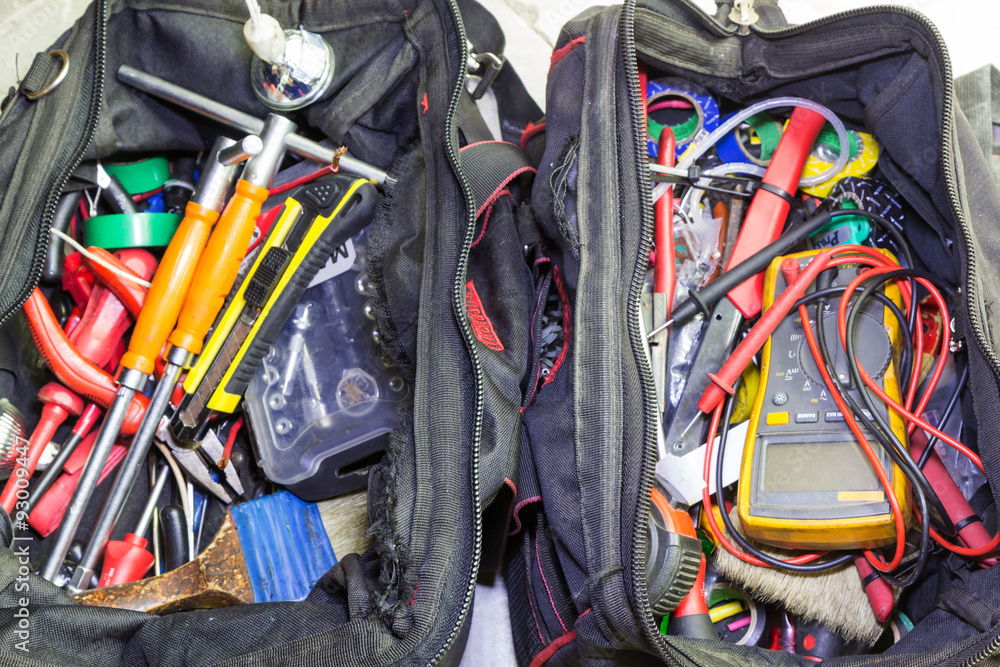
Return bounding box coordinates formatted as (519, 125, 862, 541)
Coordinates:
(0, 0, 999, 664)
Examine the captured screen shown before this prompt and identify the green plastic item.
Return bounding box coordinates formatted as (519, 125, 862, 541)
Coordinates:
(744, 112, 782, 162)
(810, 200, 870, 249)
(648, 111, 701, 145)
(813, 124, 859, 160)
(85, 212, 182, 249)
(103, 157, 171, 195)
(659, 615, 670, 635)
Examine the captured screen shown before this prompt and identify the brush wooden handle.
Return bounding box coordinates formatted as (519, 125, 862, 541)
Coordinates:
(72, 516, 254, 614)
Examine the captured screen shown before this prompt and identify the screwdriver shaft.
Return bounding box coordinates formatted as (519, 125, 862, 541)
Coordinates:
(68, 361, 183, 593)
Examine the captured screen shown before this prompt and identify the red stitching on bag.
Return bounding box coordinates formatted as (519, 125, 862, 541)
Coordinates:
(509, 495, 542, 536)
(476, 166, 535, 219)
(465, 280, 504, 351)
(529, 628, 576, 667)
(542, 267, 571, 388)
(520, 121, 546, 150)
(525, 546, 546, 644)
(471, 190, 510, 248)
(537, 545, 567, 633)
(549, 36, 585, 74)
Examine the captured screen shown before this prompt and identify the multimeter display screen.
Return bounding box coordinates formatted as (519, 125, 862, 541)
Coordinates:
(762, 440, 881, 493)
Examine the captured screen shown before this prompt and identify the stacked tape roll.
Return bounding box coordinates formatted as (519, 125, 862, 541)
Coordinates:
(715, 112, 783, 166)
(85, 213, 182, 249)
(647, 78, 720, 160)
(800, 125, 880, 197)
(103, 157, 171, 195)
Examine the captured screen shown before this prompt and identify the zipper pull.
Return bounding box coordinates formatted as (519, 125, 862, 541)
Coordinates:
(729, 0, 759, 35)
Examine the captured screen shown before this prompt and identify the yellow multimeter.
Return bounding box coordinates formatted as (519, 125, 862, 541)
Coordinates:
(737, 248, 910, 550)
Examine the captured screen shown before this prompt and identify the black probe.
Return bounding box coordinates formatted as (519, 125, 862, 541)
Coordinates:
(654, 208, 915, 336)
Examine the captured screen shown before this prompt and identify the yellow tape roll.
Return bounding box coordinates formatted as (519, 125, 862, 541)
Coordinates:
(801, 130, 881, 198)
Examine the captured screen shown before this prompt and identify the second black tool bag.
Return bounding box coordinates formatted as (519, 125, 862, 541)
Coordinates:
(501, 1, 1000, 666)
(0, 0, 540, 664)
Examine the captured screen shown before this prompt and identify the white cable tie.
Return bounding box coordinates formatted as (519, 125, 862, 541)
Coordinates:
(49, 228, 152, 289)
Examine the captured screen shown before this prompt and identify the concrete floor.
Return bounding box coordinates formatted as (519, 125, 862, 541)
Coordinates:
(0, 1, 996, 665)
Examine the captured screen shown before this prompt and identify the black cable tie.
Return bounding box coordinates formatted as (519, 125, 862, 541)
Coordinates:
(755, 181, 796, 206)
(953, 514, 982, 533)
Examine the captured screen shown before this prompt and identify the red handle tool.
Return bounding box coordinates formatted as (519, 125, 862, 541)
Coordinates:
(724, 108, 827, 319)
(910, 430, 998, 564)
(70, 249, 157, 369)
(698, 251, 833, 413)
(655, 128, 677, 310)
(81, 248, 157, 319)
(26, 432, 128, 537)
(0, 383, 85, 512)
(854, 555, 894, 623)
(23, 289, 148, 435)
(62, 253, 96, 311)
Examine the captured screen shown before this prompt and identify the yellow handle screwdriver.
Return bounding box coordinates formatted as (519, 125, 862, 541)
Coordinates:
(64, 116, 296, 592)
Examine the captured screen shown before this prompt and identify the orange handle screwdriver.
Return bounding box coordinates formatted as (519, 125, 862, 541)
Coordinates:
(42, 137, 247, 583)
(68, 115, 296, 593)
(123, 138, 244, 376)
(169, 115, 295, 361)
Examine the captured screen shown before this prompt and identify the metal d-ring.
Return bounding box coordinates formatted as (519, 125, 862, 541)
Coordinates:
(25, 49, 69, 100)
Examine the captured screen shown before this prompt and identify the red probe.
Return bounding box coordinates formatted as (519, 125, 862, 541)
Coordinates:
(724, 107, 827, 319)
(0, 383, 85, 513)
(698, 250, 833, 414)
(854, 555, 895, 623)
(655, 128, 677, 311)
(910, 430, 998, 564)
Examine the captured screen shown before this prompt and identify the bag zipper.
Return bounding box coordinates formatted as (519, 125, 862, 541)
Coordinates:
(621, 0, 670, 661)
(625, 1, 1000, 664)
(0, 0, 108, 327)
(428, 0, 485, 663)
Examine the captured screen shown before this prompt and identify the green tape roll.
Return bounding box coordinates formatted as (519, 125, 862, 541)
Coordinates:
(103, 157, 171, 195)
(85, 212, 181, 249)
(648, 112, 701, 145)
(717, 112, 783, 166)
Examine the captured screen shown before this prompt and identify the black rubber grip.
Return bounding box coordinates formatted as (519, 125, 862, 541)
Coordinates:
(668, 612, 718, 641)
(43, 191, 83, 283)
(244, 247, 291, 309)
(221, 179, 378, 401)
(160, 505, 189, 573)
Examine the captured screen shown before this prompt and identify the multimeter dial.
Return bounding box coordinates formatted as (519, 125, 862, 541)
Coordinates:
(796, 310, 892, 390)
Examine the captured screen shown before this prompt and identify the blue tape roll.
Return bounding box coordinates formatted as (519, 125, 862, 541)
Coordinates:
(646, 77, 720, 160)
(715, 111, 783, 166)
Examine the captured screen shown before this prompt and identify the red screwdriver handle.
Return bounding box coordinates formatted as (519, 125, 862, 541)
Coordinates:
(71, 249, 156, 370)
(82, 248, 157, 318)
(0, 383, 85, 513)
(23, 289, 148, 435)
(699, 251, 833, 413)
(724, 107, 827, 319)
(99, 533, 154, 588)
